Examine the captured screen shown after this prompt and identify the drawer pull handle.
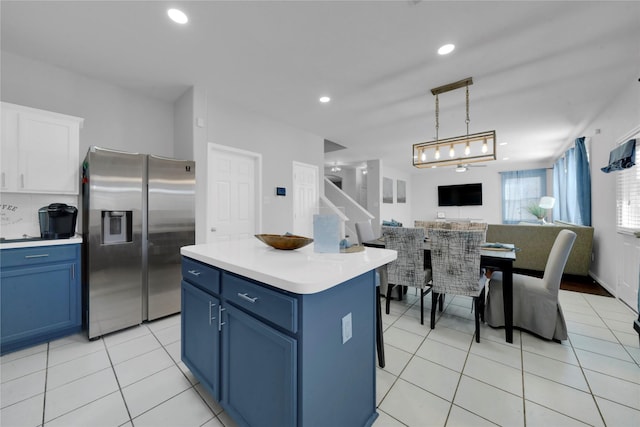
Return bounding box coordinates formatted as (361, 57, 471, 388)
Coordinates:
(209, 301, 216, 325)
(237, 292, 258, 303)
(25, 254, 49, 259)
(188, 269, 201, 276)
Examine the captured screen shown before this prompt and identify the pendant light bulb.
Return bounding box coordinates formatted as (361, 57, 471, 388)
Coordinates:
(420, 151, 427, 162)
(482, 139, 488, 153)
(464, 142, 471, 156)
(449, 144, 455, 158)
(435, 147, 441, 160)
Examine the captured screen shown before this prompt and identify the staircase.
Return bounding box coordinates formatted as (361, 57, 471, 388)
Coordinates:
(324, 177, 375, 244)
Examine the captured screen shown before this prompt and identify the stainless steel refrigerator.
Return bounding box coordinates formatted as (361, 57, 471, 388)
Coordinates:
(82, 146, 195, 339)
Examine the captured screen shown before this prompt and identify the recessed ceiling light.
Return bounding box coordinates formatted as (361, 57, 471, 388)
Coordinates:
(499, 142, 508, 146)
(168, 8, 188, 24)
(503, 157, 510, 161)
(438, 44, 455, 55)
(319, 96, 331, 103)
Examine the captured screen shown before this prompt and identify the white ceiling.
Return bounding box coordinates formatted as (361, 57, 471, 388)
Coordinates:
(2, 1, 639, 172)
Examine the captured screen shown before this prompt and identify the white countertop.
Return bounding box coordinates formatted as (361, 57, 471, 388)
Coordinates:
(181, 238, 397, 294)
(0, 236, 82, 250)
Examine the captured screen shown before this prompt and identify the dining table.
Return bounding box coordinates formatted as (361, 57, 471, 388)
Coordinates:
(363, 237, 517, 344)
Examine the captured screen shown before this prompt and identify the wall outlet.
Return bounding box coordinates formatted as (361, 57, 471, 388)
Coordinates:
(342, 313, 352, 344)
(437, 212, 446, 219)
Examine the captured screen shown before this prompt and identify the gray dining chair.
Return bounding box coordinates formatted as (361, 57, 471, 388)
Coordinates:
(382, 226, 432, 324)
(485, 229, 576, 341)
(429, 228, 487, 342)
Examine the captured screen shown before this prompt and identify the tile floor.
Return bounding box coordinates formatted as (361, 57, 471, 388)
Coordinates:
(1, 289, 639, 427)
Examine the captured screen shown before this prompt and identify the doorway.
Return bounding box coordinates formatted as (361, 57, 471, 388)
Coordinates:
(207, 143, 262, 241)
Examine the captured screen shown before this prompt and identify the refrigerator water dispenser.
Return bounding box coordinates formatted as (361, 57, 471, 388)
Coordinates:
(101, 210, 132, 244)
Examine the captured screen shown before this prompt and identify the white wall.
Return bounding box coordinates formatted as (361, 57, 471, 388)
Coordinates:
(205, 95, 324, 235)
(1, 52, 175, 159)
(409, 160, 551, 226)
(380, 164, 412, 226)
(587, 81, 640, 295)
(1, 51, 177, 236)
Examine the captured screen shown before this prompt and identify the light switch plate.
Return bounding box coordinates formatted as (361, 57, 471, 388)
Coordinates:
(342, 313, 352, 344)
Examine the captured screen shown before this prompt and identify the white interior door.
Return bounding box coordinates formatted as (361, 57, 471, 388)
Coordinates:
(207, 143, 261, 241)
(292, 161, 318, 237)
(618, 233, 640, 309)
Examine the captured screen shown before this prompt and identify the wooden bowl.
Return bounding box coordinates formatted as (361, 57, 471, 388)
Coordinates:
(255, 234, 313, 250)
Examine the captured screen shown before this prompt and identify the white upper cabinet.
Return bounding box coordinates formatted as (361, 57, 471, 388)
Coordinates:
(1, 103, 84, 194)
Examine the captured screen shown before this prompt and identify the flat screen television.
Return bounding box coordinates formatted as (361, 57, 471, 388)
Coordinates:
(438, 183, 483, 206)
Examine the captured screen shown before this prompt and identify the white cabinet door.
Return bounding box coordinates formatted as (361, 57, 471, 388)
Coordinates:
(1, 103, 83, 194)
(1, 107, 19, 191)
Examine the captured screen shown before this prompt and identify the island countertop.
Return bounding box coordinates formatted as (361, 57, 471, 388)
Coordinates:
(181, 238, 397, 294)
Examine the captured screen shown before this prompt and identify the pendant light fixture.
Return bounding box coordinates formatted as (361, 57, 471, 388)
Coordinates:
(413, 77, 496, 168)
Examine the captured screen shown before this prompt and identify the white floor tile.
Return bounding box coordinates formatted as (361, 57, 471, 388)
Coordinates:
(379, 344, 412, 376)
(0, 392, 43, 427)
(391, 312, 431, 336)
(107, 333, 162, 365)
(44, 390, 129, 427)
(47, 338, 104, 367)
(146, 314, 180, 333)
(453, 375, 524, 426)
(0, 351, 47, 383)
(566, 320, 618, 342)
(523, 372, 604, 427)
(400, 356, 460, 401)
(44, 368, 119, 422)
(524, 400, 591, 426)
(595, 396, 640, 427)
(46, 348, 111, 390)
(583, 369, 640, 409)
(521, 334, 578, 365)
(200, 417, 225, 427)
(564, 311, 607, 328)
(372, 409, 405, 426)
(569, 333, 635, 362)
(427, 326, 474, 352)
(469, 337, 522, 370)
(216, 411, 239, 427)
(482, 324, 522, 348)
(379, 378, 450, 427)
(178, 361, 200, 386)
(382, 326, 424, 354)
(113, 347, 174, 387)
(446, 405, 497, 427)
(602, 316, 637, 333)
(121, 365, 191, 418)
(163, 340, 181, 364)
(415, 338, 468, 372)
(575, 348, 640, 384)
(612, 329, 640, 347)
(0, 344, 47, 364)
(1, 369, 46, 408)
(151, 323, 181, 346)
(102, 324, 151, 348)
(463, 353, 523, 396)
(625, 344, 640, 364)
(132, 387, 214, 427)
(523, 351, 589, 391)
(375, 368, 396, 406)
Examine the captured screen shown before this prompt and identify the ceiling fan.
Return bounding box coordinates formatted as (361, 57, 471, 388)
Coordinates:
(453, 163, 487, 173)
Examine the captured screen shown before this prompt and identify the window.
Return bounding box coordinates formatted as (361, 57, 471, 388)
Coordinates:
(617, 141, 640, 232)
(501, 169, 547, 224)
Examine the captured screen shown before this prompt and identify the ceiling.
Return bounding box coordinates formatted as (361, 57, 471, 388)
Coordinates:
(2, 1, 639, 172)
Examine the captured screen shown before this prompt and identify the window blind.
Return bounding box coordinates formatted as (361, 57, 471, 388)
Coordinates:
(617, 161, 640, 231)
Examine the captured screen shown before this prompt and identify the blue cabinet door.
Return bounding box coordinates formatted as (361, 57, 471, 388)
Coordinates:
(1, 262, 80, 353)
(222, 303, 297, 427)
(181, 280, 221, 400)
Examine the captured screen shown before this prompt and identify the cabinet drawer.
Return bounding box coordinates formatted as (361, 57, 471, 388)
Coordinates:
(223, 272, 298, 333)
(182, 257, 220, 295)
(1, 244, 78, 268)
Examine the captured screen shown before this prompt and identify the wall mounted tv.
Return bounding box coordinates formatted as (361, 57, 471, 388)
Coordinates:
(438, 183, 483, 206)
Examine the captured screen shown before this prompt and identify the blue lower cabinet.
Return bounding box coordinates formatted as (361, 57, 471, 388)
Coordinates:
(181, 256, 378, 427)
(0, 244, 81, 355)
(222, 303, 297, 427)
(181, 280, 221, 400)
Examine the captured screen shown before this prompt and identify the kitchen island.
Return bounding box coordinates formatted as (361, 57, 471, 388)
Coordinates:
(180, 238, 396, 427)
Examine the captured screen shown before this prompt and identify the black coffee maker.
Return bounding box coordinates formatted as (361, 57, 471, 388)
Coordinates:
(38, 203, 78, 239)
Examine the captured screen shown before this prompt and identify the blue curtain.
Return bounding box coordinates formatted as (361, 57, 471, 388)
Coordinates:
(552, 137, 591, 226)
